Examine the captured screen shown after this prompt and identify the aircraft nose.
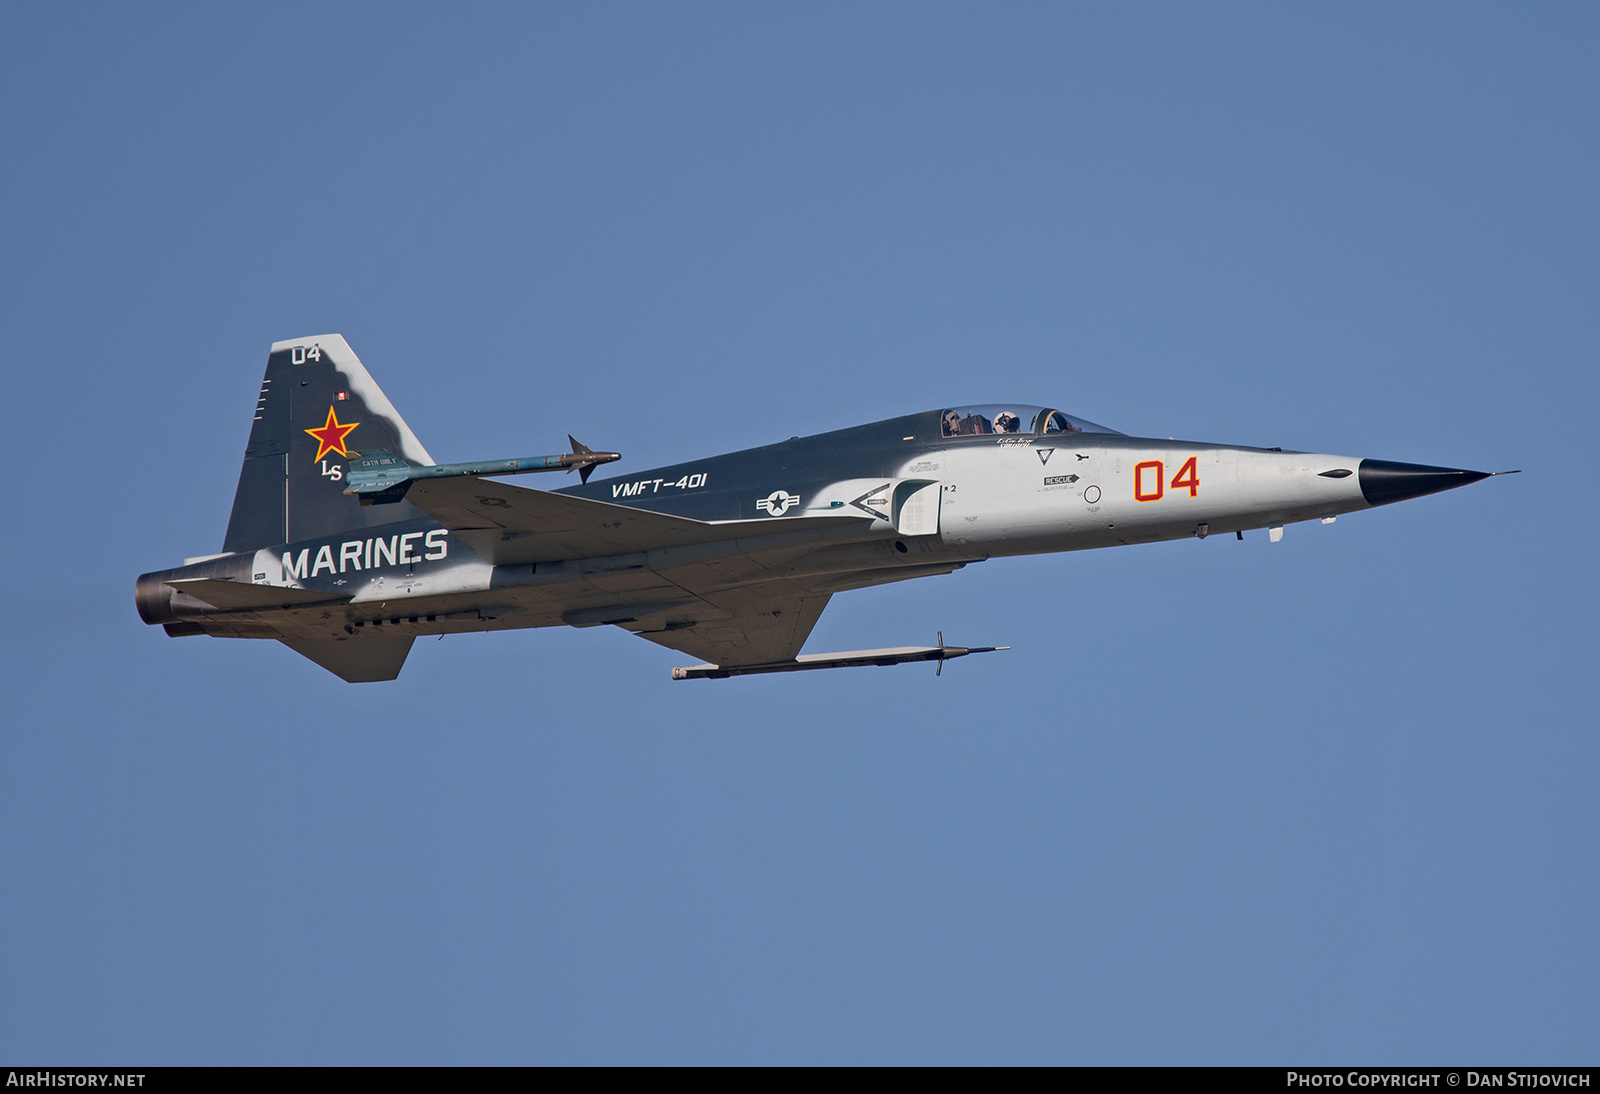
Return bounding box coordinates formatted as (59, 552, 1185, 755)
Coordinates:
(1358, 458, 1491, 507)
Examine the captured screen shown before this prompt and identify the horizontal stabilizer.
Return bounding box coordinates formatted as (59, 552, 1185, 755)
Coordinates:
(671, 639, 1008, 680)
(167, 579, 353, 612)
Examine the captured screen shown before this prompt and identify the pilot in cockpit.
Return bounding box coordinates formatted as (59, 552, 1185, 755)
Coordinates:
(994, 410, 1021, 433)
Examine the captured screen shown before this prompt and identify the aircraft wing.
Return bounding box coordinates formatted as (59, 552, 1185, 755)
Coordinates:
(404, 475, 863, 564)
(629, 584, 833, 668)
(405, 476, 959, 668)
(622, 561, 969, 668)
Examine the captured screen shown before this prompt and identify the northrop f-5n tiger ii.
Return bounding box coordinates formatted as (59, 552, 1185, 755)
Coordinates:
(136, 335, 1509, 682)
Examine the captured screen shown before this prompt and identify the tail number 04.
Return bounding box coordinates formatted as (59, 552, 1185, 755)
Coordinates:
(1133, 458, 1199, 502)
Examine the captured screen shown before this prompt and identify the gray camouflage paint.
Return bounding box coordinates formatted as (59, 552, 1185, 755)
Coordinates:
(138, 336, 1493, 681)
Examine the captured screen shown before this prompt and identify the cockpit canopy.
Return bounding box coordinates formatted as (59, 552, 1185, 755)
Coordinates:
(938, 404, 1121, 438)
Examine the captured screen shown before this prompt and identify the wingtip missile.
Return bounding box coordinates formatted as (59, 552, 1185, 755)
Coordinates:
(343, 441, 621, 497)
(567, 436, 620, 483)
(670, 638, 1009, 680)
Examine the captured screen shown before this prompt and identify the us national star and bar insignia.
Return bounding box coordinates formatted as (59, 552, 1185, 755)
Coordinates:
(305, 406, 360, 462)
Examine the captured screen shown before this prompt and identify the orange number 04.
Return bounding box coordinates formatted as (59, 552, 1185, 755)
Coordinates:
(1134, 457, 1199, 502)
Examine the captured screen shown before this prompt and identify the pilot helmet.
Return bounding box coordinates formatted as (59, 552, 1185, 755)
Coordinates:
(994, 411, 1020, 432)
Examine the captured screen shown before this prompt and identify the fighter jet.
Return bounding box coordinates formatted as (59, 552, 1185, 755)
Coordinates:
(135, 335, 1509, 682)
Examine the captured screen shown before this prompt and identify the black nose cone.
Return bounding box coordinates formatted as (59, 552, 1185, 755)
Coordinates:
(1359, 459, 1491, 507)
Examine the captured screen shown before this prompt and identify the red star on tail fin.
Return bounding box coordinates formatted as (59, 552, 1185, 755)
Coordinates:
(305, 407, 360, 462)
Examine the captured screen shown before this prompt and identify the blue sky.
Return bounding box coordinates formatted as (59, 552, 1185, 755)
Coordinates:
(2, 2, 1595, 1064)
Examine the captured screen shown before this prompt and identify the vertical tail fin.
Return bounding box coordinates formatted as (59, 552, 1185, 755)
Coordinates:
(222, 335, 435, 553)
